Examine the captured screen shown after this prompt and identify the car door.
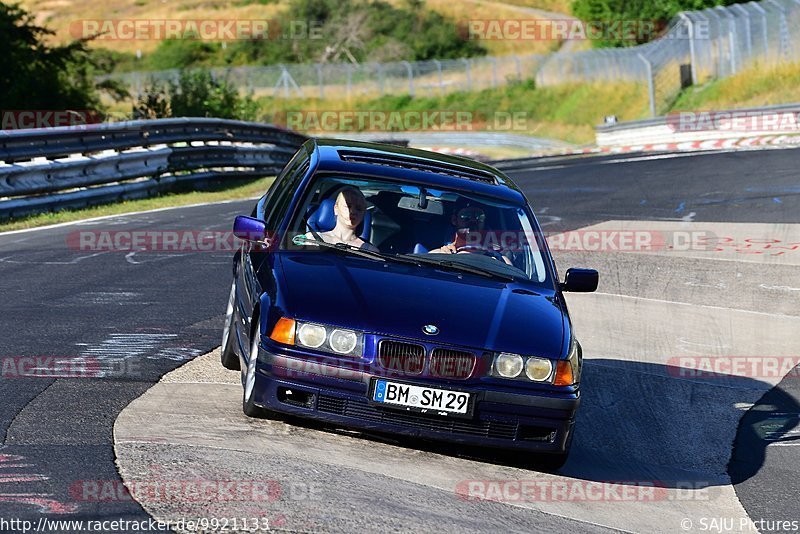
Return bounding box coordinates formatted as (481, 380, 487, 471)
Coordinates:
(239, 146, 311, 348)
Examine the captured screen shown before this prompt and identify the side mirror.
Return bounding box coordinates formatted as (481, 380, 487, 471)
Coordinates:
(233, 216, 268, 243)
(561, 268, 598, 292)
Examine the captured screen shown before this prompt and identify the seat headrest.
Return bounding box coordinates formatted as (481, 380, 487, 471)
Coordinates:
(307, 197, 372, 241)
(307, 198, 337, 233)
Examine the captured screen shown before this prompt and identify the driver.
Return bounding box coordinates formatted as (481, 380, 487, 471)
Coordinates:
(429, 198, 512, 264)
(305, 187, 379, 252)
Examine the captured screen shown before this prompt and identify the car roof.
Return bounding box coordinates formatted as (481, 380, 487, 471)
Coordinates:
(308, 138, 526, 205)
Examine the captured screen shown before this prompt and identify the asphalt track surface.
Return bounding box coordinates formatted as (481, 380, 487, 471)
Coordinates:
(0, 146, 798, 532)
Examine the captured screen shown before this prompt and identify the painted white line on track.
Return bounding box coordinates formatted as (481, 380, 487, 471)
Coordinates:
(592, 292, 798, 319)
(505, 149, 743, 172)
(0, 196, 261, 237)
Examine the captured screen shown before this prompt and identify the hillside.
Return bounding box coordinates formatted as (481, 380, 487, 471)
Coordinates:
(19, 0, 568, 59)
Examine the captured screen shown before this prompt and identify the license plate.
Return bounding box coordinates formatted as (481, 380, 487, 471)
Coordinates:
(372, 379, 470, 415)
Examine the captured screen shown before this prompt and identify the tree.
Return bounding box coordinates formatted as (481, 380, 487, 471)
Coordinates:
(0, 2, 123, 113)
(571, 0, 748, 48)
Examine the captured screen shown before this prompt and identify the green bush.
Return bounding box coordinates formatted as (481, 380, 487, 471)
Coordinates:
(146, 39, 224, 70)
(140, 0, 485, 69)
(571, 0, 749, 47)
(133, 70, 258, 121)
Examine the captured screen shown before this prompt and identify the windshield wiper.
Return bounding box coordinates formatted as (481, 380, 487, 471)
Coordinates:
(292, 234, 386, 260)
(292, 235, 422, 266)
(395, 254, 516, 281)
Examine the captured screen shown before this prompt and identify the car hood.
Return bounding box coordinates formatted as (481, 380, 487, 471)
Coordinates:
(276, 253, 566, 358)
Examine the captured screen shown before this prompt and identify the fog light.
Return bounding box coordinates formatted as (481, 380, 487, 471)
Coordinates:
(525, 357, 553, 381)
(495, 353, 523, 378)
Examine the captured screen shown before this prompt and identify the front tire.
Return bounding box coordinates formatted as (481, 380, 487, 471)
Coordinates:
(221, 279, 241, 371)
(242, 318, 269, 418)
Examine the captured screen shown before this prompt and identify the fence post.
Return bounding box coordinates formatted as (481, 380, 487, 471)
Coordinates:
(767, 0, 791, 61)
(134, 72, 142, 100)
(461, 58, 471, 91)
(489, 56, 498, 88)
(433, 59, 443, 95)
(513, 55, 521, 81)
(715, 7, 737, 74)
(732, 5, 752, 67)
(751, 2, 769, 64)
(316, 64, 324, 99)
(704, 9, 726, 77)
(679, 13, 698, 84)
(638, 53, 656, 117)
(345, 63, 353, 99)
(401, 61, 414, 96)
(376, 63, 385, 97)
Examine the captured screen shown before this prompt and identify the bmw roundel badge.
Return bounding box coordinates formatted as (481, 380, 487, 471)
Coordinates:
(422, 324, 439, 335)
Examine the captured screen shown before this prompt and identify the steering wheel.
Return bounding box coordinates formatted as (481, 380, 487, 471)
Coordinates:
(455, 245, 506, 261)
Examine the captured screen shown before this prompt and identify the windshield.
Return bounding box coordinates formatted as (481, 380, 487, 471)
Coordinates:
(283, 174, 551, 285)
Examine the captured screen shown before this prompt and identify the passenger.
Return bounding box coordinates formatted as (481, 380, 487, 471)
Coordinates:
(305, 187, 379, 252)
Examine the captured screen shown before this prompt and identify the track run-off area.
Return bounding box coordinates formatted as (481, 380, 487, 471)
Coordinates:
(1, 146, 798, 533)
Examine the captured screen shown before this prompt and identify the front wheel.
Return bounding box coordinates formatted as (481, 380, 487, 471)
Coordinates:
(242, 319, 269, 418)
(220, 279, 240, 371)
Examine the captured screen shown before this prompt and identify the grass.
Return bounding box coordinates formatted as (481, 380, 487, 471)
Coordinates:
(490, 0, 573, 15)
(256, 78, 649, 145)
(671, 61, 800, 111)
(25, 0, 285, 53)
(25, 0, 564, 57)
(0, 177, 274, 232)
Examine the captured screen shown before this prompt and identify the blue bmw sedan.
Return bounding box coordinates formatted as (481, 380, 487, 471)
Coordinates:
(221, 138, 598, 469)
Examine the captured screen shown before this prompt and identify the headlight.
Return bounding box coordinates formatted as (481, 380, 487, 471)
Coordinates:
(293, 320, 363, 358)
(525, 357, 553, 381)
(329, 329, 358, 354)
(297, 323, 326, 348)
(495, 353, 524, 378)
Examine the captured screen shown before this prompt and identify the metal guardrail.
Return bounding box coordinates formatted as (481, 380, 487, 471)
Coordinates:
(0, 118, 308, 220)
(595, 102, 800, 147)
(595, 102, 800, 133)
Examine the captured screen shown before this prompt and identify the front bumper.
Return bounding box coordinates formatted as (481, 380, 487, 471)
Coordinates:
(252, 347, 579, 453)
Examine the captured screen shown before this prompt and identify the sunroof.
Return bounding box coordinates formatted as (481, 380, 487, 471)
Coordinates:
(337, 150, 499, 185)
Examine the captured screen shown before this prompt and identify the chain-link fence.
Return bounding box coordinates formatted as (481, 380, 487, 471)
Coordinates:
(105, 0, 800, 117)
(534, 0, 800, 115)
(536, 0, 800, 116)
(109, 54, 545, 102)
